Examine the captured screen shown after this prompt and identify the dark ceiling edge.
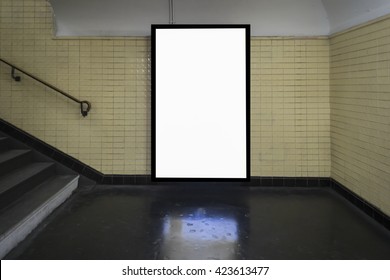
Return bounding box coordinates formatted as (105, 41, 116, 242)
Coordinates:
(0, 118, 389, 231)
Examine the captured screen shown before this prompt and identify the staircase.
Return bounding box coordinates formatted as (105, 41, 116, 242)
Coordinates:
(0, 133, 79, 258)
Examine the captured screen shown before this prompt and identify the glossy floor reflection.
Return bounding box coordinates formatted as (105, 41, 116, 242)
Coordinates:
(156, 204, 246, 259)
(5, 185, 390, 259)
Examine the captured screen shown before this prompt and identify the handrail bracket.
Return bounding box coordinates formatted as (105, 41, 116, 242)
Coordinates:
(80, 101, 91, 117)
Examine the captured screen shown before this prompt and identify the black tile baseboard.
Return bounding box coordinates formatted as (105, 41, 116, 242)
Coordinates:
(1, 118, 389, 231)
(0, 119, 161, 185)
(0, 118, 105, 183)
(330, 179, 390, 231)
(0, 119, 333, 187)
(250, 176, 331, 187)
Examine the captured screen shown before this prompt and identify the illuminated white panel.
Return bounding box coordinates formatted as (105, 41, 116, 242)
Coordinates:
(152, 25, 249, 180)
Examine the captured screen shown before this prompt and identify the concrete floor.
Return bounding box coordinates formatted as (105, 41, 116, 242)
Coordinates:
(5, 184, 390, 259)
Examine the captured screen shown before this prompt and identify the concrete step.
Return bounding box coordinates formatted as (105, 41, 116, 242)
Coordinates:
(0, 162, 55, 210)
(0, 175, 79, 258)
(0, 149, 32, 177)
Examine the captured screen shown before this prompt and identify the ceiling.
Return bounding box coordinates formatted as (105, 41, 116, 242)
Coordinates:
(48, 0, 390, 37)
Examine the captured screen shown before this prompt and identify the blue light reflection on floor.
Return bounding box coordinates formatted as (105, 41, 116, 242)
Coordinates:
(160, 207, 239, 259)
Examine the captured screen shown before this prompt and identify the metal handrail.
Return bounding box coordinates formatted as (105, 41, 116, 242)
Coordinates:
(0, 58, 91, 117)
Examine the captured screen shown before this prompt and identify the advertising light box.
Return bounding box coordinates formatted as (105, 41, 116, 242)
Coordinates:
(152, 25, 250, 181)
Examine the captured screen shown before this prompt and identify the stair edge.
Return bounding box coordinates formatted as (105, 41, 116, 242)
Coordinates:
(0, 175, 79, 258)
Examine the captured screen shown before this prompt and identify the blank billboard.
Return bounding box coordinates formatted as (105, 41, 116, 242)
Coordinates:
(152, 25, 250, 181)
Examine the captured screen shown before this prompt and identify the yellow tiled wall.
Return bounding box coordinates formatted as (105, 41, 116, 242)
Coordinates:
(251, 38, 330, 176)
(330, 18, 390, 216)
(0, 0, 330, 177)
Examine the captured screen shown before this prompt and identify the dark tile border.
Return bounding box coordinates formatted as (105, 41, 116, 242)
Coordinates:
(1, 118, 389, 230)
(250, 176, 331, 187)
(331, 179, 390, 231)
(0, 118, 104, 183)
(0, 119, 330, 187)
